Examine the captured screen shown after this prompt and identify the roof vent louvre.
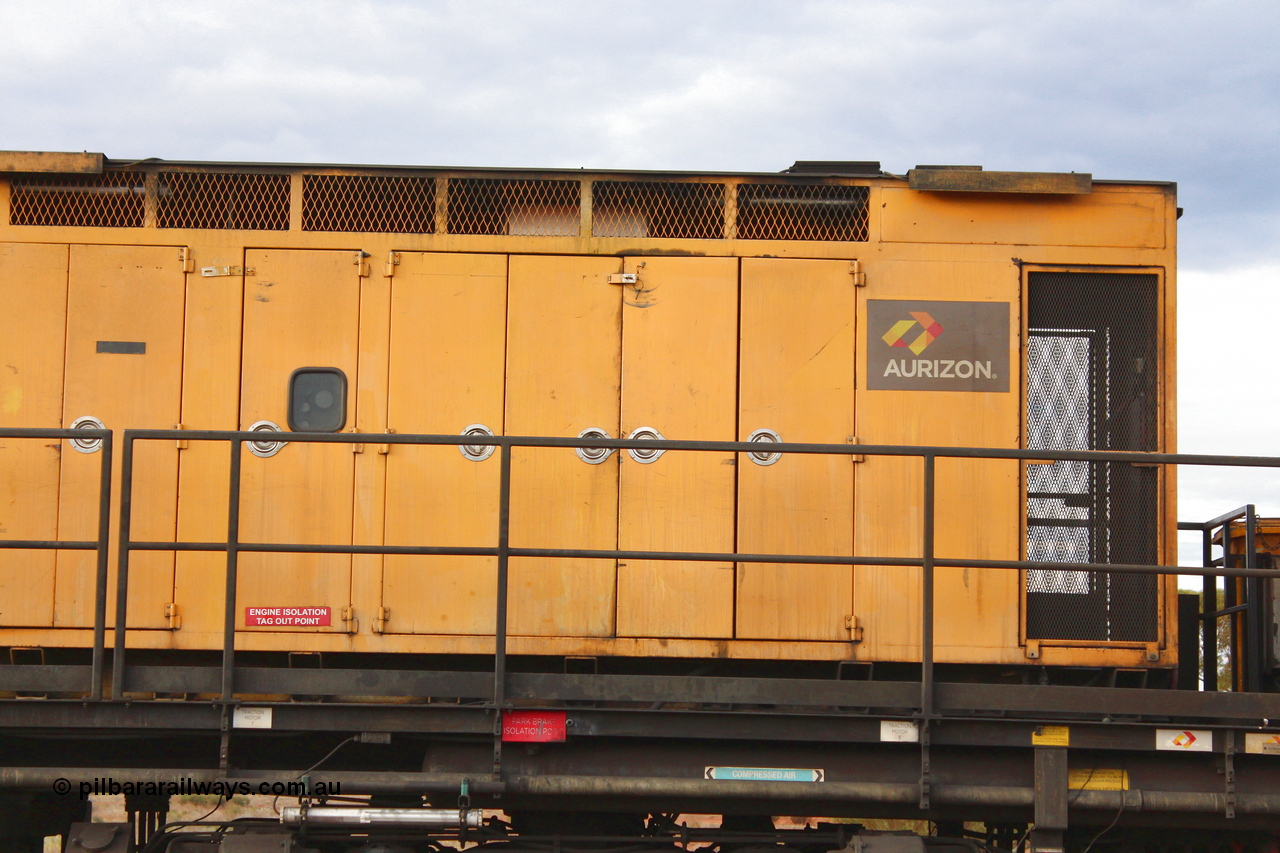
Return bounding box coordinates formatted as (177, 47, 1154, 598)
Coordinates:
(10, 171, 146, 227)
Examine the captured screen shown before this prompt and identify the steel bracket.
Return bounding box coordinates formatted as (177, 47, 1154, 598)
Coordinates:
(918, 720, 931, 810)
(1224, 732, 1237, 819)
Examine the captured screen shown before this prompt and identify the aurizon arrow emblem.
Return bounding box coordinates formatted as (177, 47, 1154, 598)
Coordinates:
(1173, 731, 1197, 748)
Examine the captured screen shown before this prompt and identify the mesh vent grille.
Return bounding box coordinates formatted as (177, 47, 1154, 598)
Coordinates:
(302, 174, 436, 233)
(10, 172, 146, 227)
(1025, 272, 1159, 642)
(737, 183, 869, 241)
(157, 172, 290, 230)
(593, 181, 724, 239)
(448, 178, 580, 236)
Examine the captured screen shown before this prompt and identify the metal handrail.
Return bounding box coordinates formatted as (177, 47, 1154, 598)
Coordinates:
(0, 428, 113, 699)
(32, 428, 1280, 704)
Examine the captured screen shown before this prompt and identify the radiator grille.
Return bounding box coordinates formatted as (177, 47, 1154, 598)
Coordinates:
(157, 172, 290, 230)
(1025, 272, 1159, 642)
(592, 181, 724, 239)
(10, 172, 146, 227)
(302, 174, 436, 233)
(448, 178, 580, 236)
(737, 183, 869, 241)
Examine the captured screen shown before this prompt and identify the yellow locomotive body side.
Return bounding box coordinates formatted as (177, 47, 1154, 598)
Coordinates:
(0, 161, 1177, 672)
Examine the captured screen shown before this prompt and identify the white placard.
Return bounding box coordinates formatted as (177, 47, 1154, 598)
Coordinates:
(880, 720, 920, 743)
(233, 706, 274, 729)
(1155, 728, 1211, 752)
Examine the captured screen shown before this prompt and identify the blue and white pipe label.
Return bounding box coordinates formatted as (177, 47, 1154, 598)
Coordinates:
(704, 767, 824, 782)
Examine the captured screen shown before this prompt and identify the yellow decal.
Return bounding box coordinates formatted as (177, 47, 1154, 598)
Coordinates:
(1, 385, 21, 415)
(1032, 725, 1070, 746)
(1068, 769, 1129, 790)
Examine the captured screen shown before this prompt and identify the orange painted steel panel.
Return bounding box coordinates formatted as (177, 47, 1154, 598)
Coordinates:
(0, 243, 68, 627)
(237, 249, 359, 632)
(505, 255, 622, 637)
(736, 258, 855, 640)
(382, 252, 508, 635)
(616, 256, 738, 639)
(854, 259, 1021, 661)
(55, 244, 185, 629)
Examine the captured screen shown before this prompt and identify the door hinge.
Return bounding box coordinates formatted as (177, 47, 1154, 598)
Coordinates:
(850, 260, 866, 287)
(379, 428, 395, 455)
(372, 607, 390, 633)
(844, 615, 864, 642)
(849, 436, 865, 463)
(164, 603, 181, 630)
(354, 251, 371, 277)
(174, 423, 188, 450)
(383, 251, 401, 278)
(342, 606, 358, 634)
(179, 247, 195, 273)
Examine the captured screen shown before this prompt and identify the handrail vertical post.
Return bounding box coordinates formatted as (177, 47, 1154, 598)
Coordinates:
(110, 433, 134, 700)
(493, 441, 512, 709)
(921, 454, 936, 717)
(222, 437, 243, 703)
(90, 431, 113, 701)
(1244, 505, 1260, 692)
(1202, 526, 1217, 691)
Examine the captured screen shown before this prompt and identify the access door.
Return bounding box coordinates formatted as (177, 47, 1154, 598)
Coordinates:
(615, 256, 739, 639)
(382, 253, 508, 635)
(505, 255, 622, 637)
(0, 244, 69, 627)
(735, 258, 856, 640)
(237, 249, 360, 632)
(56, 244, 186, 629)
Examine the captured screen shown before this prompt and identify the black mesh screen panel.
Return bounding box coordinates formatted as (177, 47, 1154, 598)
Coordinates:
(1025, 272, 1159, 641)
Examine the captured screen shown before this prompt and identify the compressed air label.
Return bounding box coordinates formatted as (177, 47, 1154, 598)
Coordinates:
(1156, 729, 1212, 751)
(704, 767, 824, 782)
(1245, 733, 1280, 755)
(1032, 725, 1070, 746)
(232, 707, 273, 729)
(880, 720, 920, 742)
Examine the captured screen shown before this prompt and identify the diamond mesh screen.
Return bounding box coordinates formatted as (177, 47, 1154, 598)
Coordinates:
(447, 178, 580, 236)
(157, 172, 290, 230)
(10, 171, 146, 227)
(1025, 272, 1159, 641)
(302, 174, 436, 233)
(592, 181, 724, 239)
(737, 183, 869, 241)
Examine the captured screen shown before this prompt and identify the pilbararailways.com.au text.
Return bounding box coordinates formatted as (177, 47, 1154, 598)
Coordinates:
(52, 778, 340, 799)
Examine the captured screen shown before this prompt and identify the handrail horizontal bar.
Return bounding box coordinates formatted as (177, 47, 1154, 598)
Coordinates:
(119, 429, 1280, 468)
(0, 428, 109, 439)
(122, 541, 1280, 579)
(0, 540, 100, 550)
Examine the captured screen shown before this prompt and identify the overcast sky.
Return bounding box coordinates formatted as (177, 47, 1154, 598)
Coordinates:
(2, 0, 1277, 553)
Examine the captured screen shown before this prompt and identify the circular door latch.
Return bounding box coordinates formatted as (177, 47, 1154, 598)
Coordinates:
(69, 416, 106, 453)
(460, 424, 496, 461)
(576, 427, 615, 464)
(247, 420, 286, 458)
(627, 426, 666, 464)
(746, 428, 783, 466)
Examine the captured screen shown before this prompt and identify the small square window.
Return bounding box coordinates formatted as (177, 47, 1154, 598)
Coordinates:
(288, 368, 347, 432)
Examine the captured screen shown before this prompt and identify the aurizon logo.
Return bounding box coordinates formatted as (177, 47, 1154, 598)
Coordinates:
(882, 312, 943, 355)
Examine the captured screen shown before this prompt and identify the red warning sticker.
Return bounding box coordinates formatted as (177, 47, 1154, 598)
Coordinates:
(502, 710, 568, 742)
(245, 607, 332, 627)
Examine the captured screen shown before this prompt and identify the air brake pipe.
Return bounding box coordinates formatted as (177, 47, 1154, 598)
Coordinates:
(5, 769, 1280, 817)
(280, 807, 482, 829)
